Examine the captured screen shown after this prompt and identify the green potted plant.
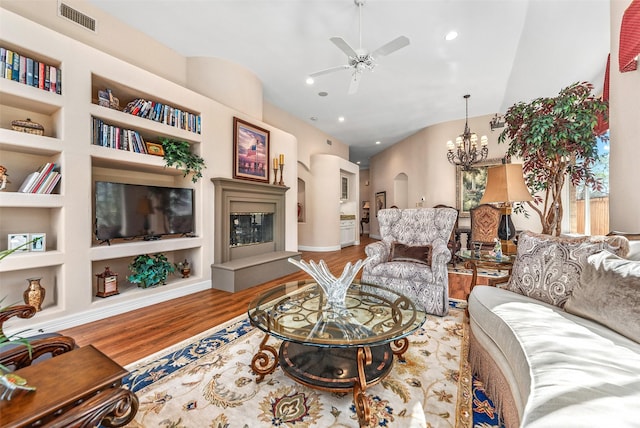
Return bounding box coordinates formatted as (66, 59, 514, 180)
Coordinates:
(128, 253, 176, 288)
(159, 138, 206, 183)
(498, 81, 608, 236)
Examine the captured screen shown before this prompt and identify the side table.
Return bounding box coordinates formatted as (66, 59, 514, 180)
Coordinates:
(0, 345, 138, 428)
(456, 249, 515, 296)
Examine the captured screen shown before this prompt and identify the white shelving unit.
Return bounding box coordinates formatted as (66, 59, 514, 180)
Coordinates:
(0, 9, 212, 333)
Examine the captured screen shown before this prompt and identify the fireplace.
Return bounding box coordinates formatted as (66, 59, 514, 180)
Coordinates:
(211, 178, 300, 292)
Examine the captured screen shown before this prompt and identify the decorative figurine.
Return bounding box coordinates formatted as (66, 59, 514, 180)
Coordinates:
(0, 374, 36, 400)
(0, 165, 9, 191)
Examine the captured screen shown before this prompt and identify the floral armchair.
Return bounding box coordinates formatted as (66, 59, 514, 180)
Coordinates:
(362, 207, 458, 316)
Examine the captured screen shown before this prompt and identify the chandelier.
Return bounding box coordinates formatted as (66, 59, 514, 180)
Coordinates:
(446, 94, 488, 170)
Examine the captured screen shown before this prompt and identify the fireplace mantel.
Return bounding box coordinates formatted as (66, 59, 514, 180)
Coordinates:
(211, 178, 300, 292)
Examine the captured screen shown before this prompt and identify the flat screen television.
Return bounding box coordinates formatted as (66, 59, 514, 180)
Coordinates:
(95, 181, 195, 242)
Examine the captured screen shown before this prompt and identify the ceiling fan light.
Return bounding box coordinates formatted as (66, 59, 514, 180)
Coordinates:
(306, 77, 314, 85)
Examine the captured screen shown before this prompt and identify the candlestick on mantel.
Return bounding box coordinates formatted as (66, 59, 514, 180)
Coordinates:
(273, 157, 278, 169)
(278, 163, 285, 186)
(279, 154, 285, 166)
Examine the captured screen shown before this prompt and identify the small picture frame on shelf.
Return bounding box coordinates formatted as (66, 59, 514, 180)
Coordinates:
(30, 233, 46, 252)
(8, 233, 30, 252)
(146, 142, 165, 156)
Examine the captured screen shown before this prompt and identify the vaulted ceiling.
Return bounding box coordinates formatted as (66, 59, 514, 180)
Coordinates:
(89, 0, 610, 168)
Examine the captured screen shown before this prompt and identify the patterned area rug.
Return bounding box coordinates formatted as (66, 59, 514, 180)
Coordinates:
(123, 301, 501, 427)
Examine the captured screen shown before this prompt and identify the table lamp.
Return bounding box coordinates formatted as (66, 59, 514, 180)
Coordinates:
(480, 163, 533, 253)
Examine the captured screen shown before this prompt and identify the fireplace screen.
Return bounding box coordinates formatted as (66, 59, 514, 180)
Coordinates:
(230, 212, 274, 247)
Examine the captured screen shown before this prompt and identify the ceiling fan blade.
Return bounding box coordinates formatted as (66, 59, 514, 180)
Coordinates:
(371, 36, 410, 57)
(348, 72, 361, 95)
(330, 37, 358, 58)
(309, 65, 351, 78)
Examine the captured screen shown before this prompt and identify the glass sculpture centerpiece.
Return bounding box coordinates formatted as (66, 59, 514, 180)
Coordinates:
(288, 257, 371, 308)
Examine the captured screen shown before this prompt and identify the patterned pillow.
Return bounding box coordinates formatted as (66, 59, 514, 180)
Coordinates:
(565, 251, 640, 343)
(506, 231, 630, 307)
(388, 242, 432, 266)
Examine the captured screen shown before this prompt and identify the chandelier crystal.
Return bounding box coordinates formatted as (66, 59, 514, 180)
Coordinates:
(446, 94, 488, 170)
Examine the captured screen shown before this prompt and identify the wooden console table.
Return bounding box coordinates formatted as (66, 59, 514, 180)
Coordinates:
(0, 345, 138, 428)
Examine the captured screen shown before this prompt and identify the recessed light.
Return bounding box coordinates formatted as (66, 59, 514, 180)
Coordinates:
(306, 77, 314, 85)
(445, 31, 458, 41)
(310, 116, 318, 121)
(338, 116, 345, 122)
(319, 91, 328, 97)
(375, 141, 381, 145)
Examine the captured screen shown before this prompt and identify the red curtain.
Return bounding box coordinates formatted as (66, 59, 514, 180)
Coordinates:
(595, 54, 610, 136)
(619, 0, 640, 72)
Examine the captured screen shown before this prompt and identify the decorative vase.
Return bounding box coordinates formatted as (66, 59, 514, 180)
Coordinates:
(23, 277, 45, 311)
(288, 257, 371, 308)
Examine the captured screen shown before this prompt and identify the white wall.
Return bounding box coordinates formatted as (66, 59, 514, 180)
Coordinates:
(609, 0, 640, 232)
(298, 154, 359, 251)
(368, 113, 539, 239)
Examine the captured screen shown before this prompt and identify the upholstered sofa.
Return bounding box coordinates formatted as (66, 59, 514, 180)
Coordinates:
(362, 207, 457, 316)
(468, 231, 640, 427)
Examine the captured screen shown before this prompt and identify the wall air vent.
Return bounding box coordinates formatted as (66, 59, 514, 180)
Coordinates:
(58, 2, 96, 32)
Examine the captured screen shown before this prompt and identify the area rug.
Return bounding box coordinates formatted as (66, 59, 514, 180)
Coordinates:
(123, 301, 501, 427)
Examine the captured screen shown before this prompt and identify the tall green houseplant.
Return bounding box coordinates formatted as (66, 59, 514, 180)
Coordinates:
(498, 82, 608, 236)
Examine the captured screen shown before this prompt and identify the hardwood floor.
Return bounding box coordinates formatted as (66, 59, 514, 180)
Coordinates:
(60, 237, 376, 366)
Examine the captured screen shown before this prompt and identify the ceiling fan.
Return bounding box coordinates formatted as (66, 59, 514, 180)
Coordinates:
(309, 0, 410, 94)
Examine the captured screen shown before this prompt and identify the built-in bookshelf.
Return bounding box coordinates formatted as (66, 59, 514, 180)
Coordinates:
(91, 74, 201, 134)
(0, 9, 210, 333)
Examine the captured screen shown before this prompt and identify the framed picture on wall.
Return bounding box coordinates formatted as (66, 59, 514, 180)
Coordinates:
(233, 117, 270, 183)
(456, 158, 506, 217)
(375, 191, 386, 216)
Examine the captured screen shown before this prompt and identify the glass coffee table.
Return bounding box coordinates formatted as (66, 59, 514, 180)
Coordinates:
(247, 279, 426, 426)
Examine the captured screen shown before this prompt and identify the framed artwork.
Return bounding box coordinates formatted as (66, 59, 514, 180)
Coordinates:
(145, 142, 165, 156)
(375, 191, 386, 216)
(8, 233, 29, 252)
(456, 158, 505, 217)
(30, 233, 46, 252)
(233, 117, 270, 183)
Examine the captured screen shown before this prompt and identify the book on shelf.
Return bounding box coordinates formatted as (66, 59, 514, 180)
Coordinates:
(18, 162, 60, 194)
(91, 116, 148, 154)
(0, 46, 62, 93)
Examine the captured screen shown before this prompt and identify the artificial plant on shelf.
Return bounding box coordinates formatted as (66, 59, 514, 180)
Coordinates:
(159, 138, 206, 183)
(128, 253, 176, 288)
(498, 81, 608, 236)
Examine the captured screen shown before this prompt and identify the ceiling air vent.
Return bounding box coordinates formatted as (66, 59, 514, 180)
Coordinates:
(58, 2, 96, 32)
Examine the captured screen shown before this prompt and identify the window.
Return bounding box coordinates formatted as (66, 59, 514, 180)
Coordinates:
(569, 132, 609, 235)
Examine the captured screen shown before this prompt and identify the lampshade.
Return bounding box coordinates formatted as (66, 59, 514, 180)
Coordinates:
(362, 201, 370, 209)
(480, 164, 533, 204)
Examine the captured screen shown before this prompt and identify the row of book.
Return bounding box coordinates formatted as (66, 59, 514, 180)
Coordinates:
(92, 117, 149, 154)
(18, 162, 61, 194)
(1, 47, 62, 94)
(122, 98, 201, 134)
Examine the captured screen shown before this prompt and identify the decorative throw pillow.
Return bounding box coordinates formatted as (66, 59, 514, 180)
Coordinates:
(506, 231, 630, 307)
(388, 242, 432, 266)
(565, 251, 640, 343)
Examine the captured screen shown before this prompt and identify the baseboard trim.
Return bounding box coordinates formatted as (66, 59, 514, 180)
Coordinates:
(297, 245, 341, 252)
(16, 280, 211, 336)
